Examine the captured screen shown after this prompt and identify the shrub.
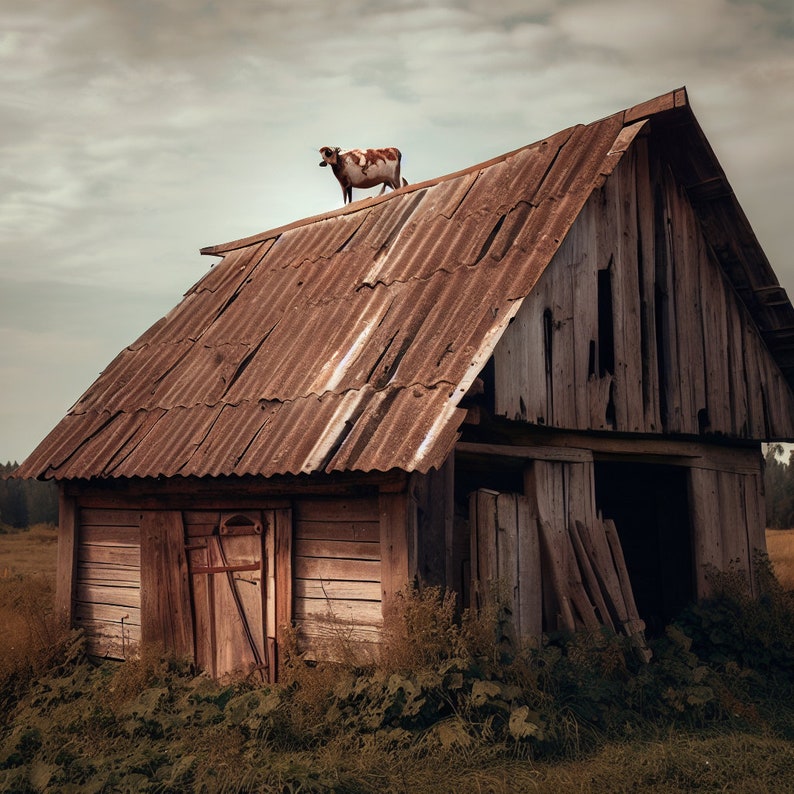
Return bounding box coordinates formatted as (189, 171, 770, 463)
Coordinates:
(0, 573, 73, 717)
(675, 551, 794, 680)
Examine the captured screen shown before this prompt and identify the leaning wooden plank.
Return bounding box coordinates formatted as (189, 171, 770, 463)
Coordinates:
(602, 519, 645, 634)
(140, 511, 195, 659)
(556, 516, 600, 631)
(574, 516, 629, 629)
(572, 520, 615, 631)
(538, 519, 575, 632)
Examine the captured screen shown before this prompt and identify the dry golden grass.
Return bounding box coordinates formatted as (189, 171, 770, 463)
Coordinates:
(766, 528, 794, 590)
(0, 525, 66, 701)
(0, 523, 58, 579)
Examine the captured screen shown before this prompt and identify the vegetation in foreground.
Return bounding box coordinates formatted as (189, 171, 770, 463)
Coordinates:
(2, 553, 794, 793)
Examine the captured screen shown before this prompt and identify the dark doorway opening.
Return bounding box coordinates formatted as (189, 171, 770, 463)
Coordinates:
(594, 462, 693, 635)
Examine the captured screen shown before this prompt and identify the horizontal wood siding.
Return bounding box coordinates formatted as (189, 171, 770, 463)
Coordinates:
(494, 138, 794, 439)
(76, 507, 141, 659)
(293, 496, 382, 659)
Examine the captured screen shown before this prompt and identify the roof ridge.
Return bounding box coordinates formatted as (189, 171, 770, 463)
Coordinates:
(199, 88, 688, 259)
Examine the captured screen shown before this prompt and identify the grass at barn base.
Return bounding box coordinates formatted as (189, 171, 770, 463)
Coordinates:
(2, 527, 794, 792)
(766, 527, 794, 589)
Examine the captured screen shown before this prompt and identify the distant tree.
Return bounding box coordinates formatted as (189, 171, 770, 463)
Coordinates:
(0, 461, 58, 528)
(0, 462, 28, 528)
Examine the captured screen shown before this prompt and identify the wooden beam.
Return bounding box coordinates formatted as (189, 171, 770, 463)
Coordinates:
(489, 428, 762, 474)
(55, 487, 78, 625)
(274, 507, 293, 647)
(456, 442, 593, 463)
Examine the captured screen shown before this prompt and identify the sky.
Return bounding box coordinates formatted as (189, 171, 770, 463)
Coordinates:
(1, 0, 793, 464)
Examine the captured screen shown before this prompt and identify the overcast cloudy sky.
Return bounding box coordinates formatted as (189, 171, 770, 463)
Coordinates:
(2, 0, 793, 464)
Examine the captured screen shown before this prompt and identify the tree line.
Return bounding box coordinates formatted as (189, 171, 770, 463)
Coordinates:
(0, 462, 58, 528)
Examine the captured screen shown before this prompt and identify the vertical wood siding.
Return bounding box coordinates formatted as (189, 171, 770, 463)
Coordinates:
(494, 137, 794, 438)
(688, 467, 767, 598)
(75, 508, 141, 659)
(293, 496, 382, 658)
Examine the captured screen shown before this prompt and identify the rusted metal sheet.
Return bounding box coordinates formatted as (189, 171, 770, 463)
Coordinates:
(16, 88, 794, 481)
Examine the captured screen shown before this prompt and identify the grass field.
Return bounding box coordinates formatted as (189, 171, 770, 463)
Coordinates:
(0, 523, 57, 579)
(766, 528, 794, 589)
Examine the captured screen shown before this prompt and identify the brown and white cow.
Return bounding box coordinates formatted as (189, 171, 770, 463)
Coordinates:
(319, 146, 408, 204)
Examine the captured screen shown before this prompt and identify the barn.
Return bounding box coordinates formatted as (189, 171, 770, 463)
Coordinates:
(16, 88, 794, 679)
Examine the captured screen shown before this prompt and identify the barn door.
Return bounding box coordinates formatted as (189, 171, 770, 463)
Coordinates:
(185, 511, 271, 681)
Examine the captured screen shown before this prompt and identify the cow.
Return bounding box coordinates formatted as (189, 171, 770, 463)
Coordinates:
(319, 146, 408, 204)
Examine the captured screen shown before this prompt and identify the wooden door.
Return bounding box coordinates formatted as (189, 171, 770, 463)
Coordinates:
(186, 511, 270, 680)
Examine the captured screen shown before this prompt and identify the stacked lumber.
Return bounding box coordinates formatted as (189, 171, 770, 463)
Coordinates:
(470, 489, 650, 661)
(543, 514, 651, 661)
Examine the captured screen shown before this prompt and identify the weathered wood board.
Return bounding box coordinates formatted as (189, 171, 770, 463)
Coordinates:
(494, 144, 794, 440)
(74, 506, 142, 659)
(294, 495, 382, 660)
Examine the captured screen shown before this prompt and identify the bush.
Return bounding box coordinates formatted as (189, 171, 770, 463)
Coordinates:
(675, 551, 794, 680)
(0, 574, 74, 718)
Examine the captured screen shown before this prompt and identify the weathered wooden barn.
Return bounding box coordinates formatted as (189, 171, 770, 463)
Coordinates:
(16, 88, 794, 678)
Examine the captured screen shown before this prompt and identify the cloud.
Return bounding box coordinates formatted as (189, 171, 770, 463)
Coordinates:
(1, 0, 793, 460)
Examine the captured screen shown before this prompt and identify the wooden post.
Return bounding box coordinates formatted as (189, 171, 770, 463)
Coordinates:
(379, 491, 411, 611)
(55, 487, 78, 626)
(273, 507, 293, 678)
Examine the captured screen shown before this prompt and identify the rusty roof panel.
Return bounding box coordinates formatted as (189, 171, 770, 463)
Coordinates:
(18, 88, 793, 482)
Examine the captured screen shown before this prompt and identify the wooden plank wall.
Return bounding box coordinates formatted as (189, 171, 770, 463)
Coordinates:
(688, 468, 767, 598)
(75, 507, 141, 659)
(470, 470, 648, 654)
(293, 496, 382, 659)
(494, 137, 794, 439)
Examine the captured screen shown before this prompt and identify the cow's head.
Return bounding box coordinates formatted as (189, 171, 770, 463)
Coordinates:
(318, 146, 341, 167)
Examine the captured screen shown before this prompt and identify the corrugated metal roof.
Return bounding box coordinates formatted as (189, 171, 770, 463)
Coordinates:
(16, 88, 794, 481)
